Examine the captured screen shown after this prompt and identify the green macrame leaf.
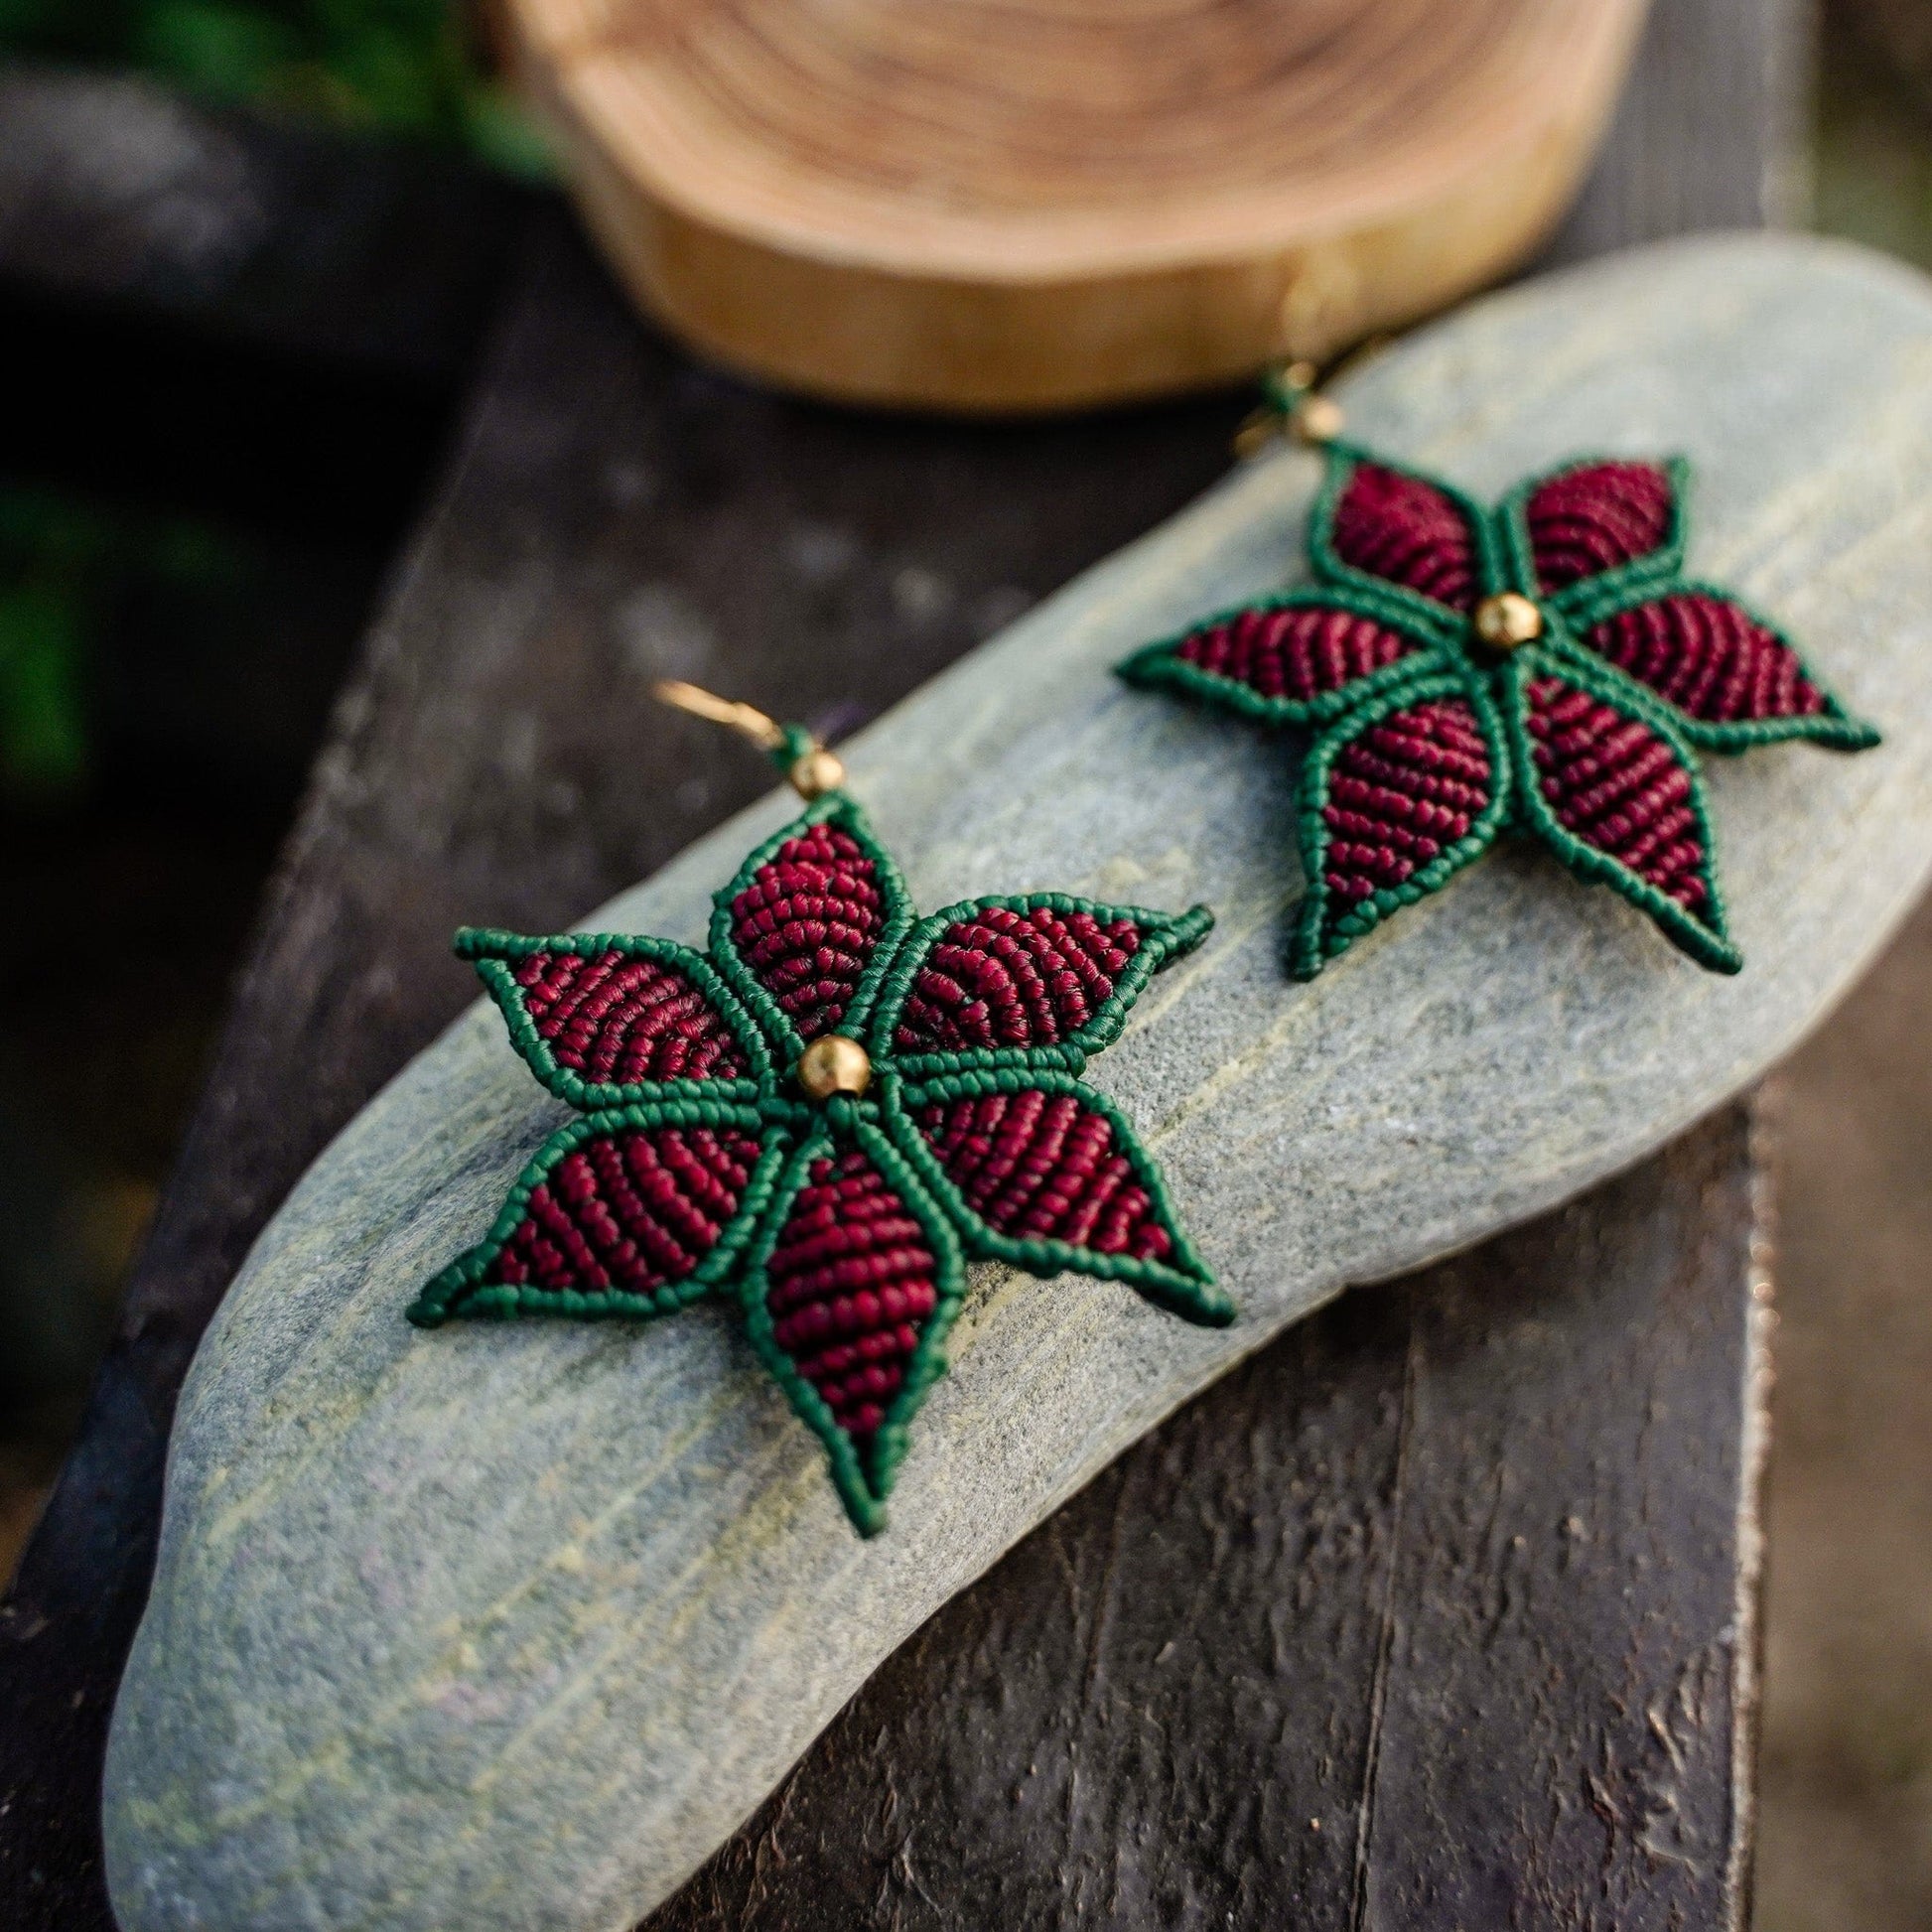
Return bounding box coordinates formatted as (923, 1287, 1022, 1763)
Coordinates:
(867, 892, 1212, 1080)
(458, 927, 772, 1109)
(1116, 590, 1449, 728)
(736, 1118, 966, 1536)
(408, 1099, 787, 1327)
(1498, 454, 1690, 616)
(1500, 648, 1742, 973)
(1307, 441, 1504, 633)
(885, 1066, 1232, 1326)
(1291, 668, 1512, 979)
(1547, 582, 1881, 755)
(708, 792, 917, 1064)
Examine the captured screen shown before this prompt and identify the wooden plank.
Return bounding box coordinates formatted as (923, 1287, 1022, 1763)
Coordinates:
(652, 1107, 1767, 1930)
(0, 64, 527, 382)
(0, 0, 1799, 1921)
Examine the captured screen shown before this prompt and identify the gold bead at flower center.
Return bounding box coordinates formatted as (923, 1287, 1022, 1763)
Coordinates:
(797, 1034, 872, 1100)
(1474, 592, 1545, 650)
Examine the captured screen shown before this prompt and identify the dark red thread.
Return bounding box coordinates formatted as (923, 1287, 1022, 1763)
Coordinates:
(1528, 462, 1673, 590)
(916, 1089, 1173, 1262)
(1331, 464, 1478, 612)
(765, 1150, 939, 1448)
(729, 822, 886, 1037)
(1587, 592, 1825, 724)
(1173, 603, 1418, 704)
(515, 950, 748, 1084)
(1321, 699, 1492, 905)
(894, 904, 1141, 1055)
(1526, 678, 1708, 908)
(489, 1126, 759, 1294)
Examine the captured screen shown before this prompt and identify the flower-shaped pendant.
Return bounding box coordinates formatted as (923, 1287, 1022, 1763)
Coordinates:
(1120, 446, 1877, 977)
(412, 793, 1229, 1533)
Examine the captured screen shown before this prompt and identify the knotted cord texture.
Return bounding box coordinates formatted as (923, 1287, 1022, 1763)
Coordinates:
(729, 821, 886, 1037)
(1322, 698, 1493, 905)
(916, 1088, 1174, 1262)
(1332, 462, 1478, 611)
(514, 949, 748, 1084)
(1173, 603, 1420, 705)
(894, 903, 1142, 1054)
(489, 1126, 760, 1294)
(764, 1149, 940, 1448)
(1526, 678, 1709, 909)
(1585, 591, 1827, 724)
(1528, 461, 1674, 589)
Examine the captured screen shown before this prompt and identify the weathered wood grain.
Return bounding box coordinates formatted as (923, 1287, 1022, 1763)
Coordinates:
(653, 1104, 1768, 1930)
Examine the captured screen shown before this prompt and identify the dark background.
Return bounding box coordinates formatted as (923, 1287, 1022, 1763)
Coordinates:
(0, 7, 1927, 1927)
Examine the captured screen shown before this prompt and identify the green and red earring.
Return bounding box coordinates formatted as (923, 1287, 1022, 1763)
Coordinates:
(411, 682, 1231, 1535)
(1120, 365, 1878, 979)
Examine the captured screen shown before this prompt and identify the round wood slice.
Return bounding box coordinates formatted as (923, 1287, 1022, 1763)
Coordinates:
(496, 0, 1651, 410)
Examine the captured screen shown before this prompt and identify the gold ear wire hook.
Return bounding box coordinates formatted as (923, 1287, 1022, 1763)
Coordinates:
(650, 679, 788, 752)
(650, 679, 847, 801)
(1232, 334, 1397, 461)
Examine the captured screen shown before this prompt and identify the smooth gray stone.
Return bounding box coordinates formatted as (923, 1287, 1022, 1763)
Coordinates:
(104, 231, 1932, 1931)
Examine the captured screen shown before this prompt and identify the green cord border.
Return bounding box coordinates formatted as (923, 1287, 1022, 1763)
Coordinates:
(1541, 579, 1881, 755)
(868, 893, 1215, 1078)
(1498, 645, 1743, 974)
(883, 1065, 1234, 1326)
(458, 926, 776, 1109)
(1497, 453, 1692, 613)
(706, 791, 919, 1066)
(407, 1099, 790, 1326)
(1289, 664, 1515, 981)
(735, 1117, 969, 1537)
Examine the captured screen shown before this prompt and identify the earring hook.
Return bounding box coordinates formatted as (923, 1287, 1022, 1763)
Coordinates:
(650, 679, 847, 800)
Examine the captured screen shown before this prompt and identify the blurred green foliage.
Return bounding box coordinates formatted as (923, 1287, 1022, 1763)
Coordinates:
(1818, 24, 1932, 271)
(0, 489, 257, 802)
(0, 0, 549, 175)
(0, 0, 544, 804)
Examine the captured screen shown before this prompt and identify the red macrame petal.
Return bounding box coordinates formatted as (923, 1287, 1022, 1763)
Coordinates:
(763, 1146, 942, 1454)
(1169, 602, 1425, 709)
(1527, 461, 1675, 591)
(1318, 697, 1496, 911)
(485, 1125, 761, 1297)
(509, 950, 749, 1085)
(1523, 676, 1715, 915)
(1582, 592, 1828, 727)
(1330, 463, 1479, 612)
(726, 819, 889, 1038)
(893, 903, 1144, 1057)
(914, 1087, 1176, 1267)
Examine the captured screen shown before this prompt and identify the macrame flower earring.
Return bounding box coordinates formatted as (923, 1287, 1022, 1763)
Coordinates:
(1120, 364, 1878, 979)
(411, 683, 1231, 1535)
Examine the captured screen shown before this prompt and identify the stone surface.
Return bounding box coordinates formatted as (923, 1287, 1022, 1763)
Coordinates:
(103, 232, 1932, 1931)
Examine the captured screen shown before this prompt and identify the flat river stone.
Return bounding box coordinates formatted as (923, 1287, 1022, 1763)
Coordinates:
(104, 232, 1932, 1931)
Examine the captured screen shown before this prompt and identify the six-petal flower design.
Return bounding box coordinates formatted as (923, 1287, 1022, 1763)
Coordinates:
(1119, 446, 1877, 977)
(410, 792, 1229, 1534)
